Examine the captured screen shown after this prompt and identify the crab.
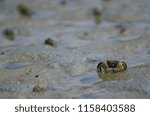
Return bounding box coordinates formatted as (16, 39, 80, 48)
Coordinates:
(97, 60, 127, 74)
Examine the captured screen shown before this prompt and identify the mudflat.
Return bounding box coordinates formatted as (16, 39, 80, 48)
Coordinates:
(0, 0, 150, 98)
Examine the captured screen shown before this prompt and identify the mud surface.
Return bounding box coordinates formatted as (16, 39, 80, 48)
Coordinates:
(0, 0, 150, 98)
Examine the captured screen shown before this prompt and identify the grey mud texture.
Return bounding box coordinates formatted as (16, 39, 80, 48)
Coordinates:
(0, 0, 150, 98)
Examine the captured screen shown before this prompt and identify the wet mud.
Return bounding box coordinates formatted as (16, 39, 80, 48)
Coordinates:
(0, 0, 150, 98)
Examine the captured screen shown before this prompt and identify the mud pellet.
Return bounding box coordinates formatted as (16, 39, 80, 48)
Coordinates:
(17, 3, 33, 17)
(33, 86, 45, 92)
(92, 7, 102, 24)
(44, 37, 57, 47)
(120, 27, 129, 36)
(3, 28, 15, 41)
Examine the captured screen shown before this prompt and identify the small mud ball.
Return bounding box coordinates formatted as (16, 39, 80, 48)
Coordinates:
(33, 86, 46, 92)
(92, 7, 102, 24)
(60, 0, 67, 5)
(17, 3, 33, 17)
(92, 7, 102, 16)
(44, 37, 57, 47)
(3, 28, 15, 41)
(119, 27, 129, 36)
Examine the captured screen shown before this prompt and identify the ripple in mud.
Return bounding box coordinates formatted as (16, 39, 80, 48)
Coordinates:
(3, 62, 31, 69)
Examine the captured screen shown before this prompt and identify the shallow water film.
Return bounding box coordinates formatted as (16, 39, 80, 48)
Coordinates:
(0, 0, 150, 98)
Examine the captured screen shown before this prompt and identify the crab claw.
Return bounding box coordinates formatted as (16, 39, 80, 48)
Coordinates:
(97, 62, 110, 73)
(113, 61, 127, 73)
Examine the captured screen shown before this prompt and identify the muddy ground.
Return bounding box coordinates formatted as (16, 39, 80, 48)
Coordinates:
(0, 0, 150, 98)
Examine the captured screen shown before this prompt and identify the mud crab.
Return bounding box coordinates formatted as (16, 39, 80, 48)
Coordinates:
(97, 60, 127, 74)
